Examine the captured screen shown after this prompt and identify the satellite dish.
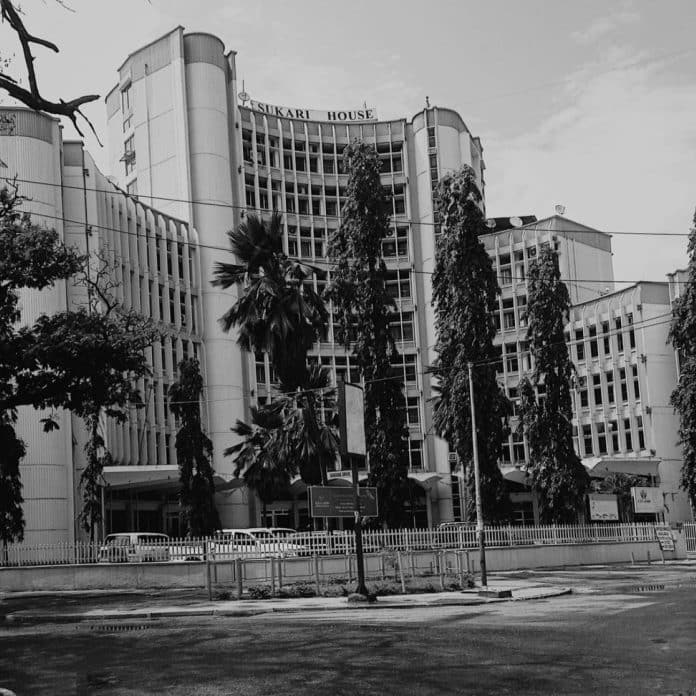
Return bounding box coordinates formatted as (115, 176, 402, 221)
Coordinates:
(555, 204, 566, 215)
(485, 218, 497, 229)
(509, 216, 523, 228)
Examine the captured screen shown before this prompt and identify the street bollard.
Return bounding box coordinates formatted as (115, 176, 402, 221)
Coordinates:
(235, 558, 243, 599)
(270, 557, 276, 596)
(314, 555, 321, 595)
(380, 551, 386, 581)
(647, 550, 652, 565)
(439, 551, 445, 591)
(396, 550, 406, 594)
(277, 557, 283, 589)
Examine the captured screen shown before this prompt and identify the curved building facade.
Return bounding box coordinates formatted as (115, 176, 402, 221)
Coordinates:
(104, 27, 486, 529)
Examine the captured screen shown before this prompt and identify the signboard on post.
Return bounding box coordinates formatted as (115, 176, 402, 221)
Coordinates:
(337, 382, 366, 457)
(631, 487, 662, 514)
(309, 486, 378, 518)
(588, 494, 619, 521)
(655, 528, 675, 551)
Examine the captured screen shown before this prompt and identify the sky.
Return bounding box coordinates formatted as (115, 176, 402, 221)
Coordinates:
(1, 0, 695, 287)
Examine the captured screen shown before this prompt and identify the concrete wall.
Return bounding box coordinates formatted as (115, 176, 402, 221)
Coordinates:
(1, 539, 680, 592)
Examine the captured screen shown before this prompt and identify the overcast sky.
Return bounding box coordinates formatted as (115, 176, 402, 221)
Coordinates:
(1, 0, 695, 286)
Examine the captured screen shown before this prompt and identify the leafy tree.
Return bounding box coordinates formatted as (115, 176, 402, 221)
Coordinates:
(431, 166, 512, 523)
(0, 184, 82, 545)
(669, 209, 696, 512)
(169, 359, 221, 537)
(326, 141, 409, 527)
(213, 212, 336, 485)
(517, 246, 589, 523)
(26, 252, 160, 539)
(593, 473, 641, 522)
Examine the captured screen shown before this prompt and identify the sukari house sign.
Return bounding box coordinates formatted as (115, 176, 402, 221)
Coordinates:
(245, 99, 377, 123)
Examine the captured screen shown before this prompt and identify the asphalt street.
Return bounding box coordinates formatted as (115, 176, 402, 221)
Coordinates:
(1, 565, 695, 695)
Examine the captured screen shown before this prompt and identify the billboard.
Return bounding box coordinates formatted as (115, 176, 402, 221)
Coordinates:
(309, 486, 378, 518)
(631, 487, 662, 514)
(588, 494, 619, 521)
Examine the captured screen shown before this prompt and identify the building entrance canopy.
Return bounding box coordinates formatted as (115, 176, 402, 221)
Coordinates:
(583, 457, 660, 478)
(102, 465, 244, 492)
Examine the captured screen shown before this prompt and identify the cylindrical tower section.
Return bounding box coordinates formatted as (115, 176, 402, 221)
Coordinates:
(0, 108, 75, 544)
(182, 34, 248, 526)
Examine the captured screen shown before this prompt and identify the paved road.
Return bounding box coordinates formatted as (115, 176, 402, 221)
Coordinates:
(1, 567, 695, 695)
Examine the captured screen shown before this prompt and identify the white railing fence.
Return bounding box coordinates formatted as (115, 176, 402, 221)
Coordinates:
(0, 523, 667, 568)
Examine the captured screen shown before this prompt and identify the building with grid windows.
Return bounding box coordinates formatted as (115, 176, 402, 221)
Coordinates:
(0, 106, 199, 544)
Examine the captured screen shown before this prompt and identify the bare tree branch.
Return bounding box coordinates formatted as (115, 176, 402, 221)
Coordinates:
(0, 0, 102, 144)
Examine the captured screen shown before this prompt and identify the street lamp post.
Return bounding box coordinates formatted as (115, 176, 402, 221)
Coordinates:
(467, 361, 487, 587)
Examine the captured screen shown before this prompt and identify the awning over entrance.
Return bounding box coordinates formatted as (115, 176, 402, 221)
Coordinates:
(583, 456, 661, 478)
(502, 468, 532, 487)
(102, 466, 244, 492)
(407, 472, 441, 490)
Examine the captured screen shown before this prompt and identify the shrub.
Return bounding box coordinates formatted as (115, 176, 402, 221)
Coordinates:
(215, 590, 232, 601)
(247, 584, 272, 600)
(277, 582, 316, 599)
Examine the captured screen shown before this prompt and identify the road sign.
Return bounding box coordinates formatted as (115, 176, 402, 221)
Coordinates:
(309, 486, 378, 518)
(655, 528, 675, 551)
(337, 381, 366, 457)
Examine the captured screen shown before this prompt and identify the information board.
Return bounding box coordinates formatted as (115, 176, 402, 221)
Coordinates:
(588, 494, 619, 521)
(655, 528, 675, 551)
(309, 486, 378, 518)
(631, 487, 662, 514)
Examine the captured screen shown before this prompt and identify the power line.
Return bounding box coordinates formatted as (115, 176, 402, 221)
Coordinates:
(14, 206, 693, 287)
(3, 173, 692, 238)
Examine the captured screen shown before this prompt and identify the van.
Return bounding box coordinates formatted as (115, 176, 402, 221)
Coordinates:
(98, 533, 171, 563)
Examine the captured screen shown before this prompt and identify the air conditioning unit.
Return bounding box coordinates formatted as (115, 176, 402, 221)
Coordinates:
(448, 453, 458, 463)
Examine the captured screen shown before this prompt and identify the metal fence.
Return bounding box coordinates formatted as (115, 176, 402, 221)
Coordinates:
(0, 523, 666, 568)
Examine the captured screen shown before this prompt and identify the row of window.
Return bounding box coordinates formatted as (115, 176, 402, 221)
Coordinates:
(574, 416, 646, 457)
(575, 366, 640, 408)
(572, 315, 636, 361)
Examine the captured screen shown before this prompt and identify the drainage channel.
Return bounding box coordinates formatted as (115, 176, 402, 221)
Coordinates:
(87, 620, 157, 633)
(631, 583, 666, 593)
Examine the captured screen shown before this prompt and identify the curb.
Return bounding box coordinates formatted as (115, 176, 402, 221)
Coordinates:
(2, 587, 572, 624)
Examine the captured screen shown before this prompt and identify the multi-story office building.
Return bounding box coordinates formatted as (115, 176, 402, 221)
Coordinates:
(567, 281, 690, 523)
(103, 27, 486, 530)
(1, 106, 197, 543)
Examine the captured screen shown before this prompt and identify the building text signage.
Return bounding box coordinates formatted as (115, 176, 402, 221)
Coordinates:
(631, 486, 662, 514)
(588, 494, 619, 521)
(309, 486, 378, 518)
(246, 99, 377, 123)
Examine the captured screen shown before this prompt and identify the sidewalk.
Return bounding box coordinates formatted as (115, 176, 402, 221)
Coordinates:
(2, 579, 571, 624)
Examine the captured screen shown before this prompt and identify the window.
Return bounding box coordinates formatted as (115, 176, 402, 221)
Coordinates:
(512, 434, 525, 463)
(390, 312, 414, 343)
(385, 269, 411, 300)
(168, 288, 175, 323)
(597, 422, 607, 454)
(637, 415, 645, 450)
(606, 370, 615, 403)
(575, 329, 585, 361)
(583, 424, 593, 455)
(602, 322, 610, 355)
(121, 84, 132, 114)
(406, 397, 420, 426)
(624, 418, 633, 451)
(609, 420, 619, 451)
(505, 343, 519, 373)
(579, 388, 589, 409)
(589, 325, 598, 358)
(123, 135, 136, 175)
(409, 440, 423, 469)
(572, 425, 579, 454)
(619, 367, 628, 401)
(593, 374, 602, 406)
(391, 353, 417, 384)
(632, 365, 640, 399)
(615, 317, 624, 351)
(427, 126, 436, 149)
(627, 313, 636, 349)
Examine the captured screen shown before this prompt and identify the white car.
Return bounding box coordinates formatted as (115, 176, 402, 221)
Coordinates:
(213, 528, 309, 559)
(98, 533, 171, 563)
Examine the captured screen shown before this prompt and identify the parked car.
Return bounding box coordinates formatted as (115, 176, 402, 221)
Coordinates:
(213, 528, 309, 559)
(98, 533, 171, 563)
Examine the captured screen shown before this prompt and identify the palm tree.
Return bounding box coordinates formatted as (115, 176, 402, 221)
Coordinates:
(213, 212, 327, 390)
(225, 402, 292, 525)
(214, 213, 337, 486)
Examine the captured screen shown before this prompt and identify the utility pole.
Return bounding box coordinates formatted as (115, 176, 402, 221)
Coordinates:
(467, 361, 487, 587)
